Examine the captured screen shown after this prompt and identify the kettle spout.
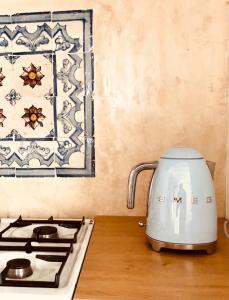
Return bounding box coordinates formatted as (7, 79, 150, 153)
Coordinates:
(206, 160, 215, 179)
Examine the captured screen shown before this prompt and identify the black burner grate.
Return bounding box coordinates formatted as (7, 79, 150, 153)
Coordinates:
(0, 215, 85, 243)
(0, 241, 73, 288)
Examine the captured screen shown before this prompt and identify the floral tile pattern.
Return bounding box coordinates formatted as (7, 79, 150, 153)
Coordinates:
(0, 10, 94, 177)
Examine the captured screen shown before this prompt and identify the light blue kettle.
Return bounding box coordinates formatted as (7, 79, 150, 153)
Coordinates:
(127, 147, 217, 254)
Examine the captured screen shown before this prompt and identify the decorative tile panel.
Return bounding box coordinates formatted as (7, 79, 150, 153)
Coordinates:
(0, 10, 94, 177)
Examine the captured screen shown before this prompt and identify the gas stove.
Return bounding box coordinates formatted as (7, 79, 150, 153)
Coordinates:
(0, 216, 94, 300)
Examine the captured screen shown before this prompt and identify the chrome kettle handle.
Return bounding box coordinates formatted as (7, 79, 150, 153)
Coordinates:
(127, 162, 158, 209)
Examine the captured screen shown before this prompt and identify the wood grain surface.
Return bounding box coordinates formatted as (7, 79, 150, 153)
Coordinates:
(75, 217, 229, 300)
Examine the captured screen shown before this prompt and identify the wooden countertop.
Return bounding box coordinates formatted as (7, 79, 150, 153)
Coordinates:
(75, 217, 229, 300)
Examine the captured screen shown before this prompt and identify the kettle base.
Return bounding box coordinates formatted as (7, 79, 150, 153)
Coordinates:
(148, 237, 216, 254)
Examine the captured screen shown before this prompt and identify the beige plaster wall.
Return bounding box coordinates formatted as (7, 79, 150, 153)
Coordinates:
(0, 0, 228, 218)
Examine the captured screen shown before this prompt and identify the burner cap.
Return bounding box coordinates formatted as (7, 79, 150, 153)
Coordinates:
(32, 225, 59, 239)
(6, 258, 33, 279)
(7, 258, 30, 269)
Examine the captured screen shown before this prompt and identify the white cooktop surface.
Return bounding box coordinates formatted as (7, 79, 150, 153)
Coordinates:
(0, 218, 94, 300)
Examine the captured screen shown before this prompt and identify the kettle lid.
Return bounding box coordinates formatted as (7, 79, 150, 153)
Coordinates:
(161, 147, 203, 159)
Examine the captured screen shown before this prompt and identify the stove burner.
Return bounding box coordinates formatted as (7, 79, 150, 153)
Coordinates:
(32, 226, 59, 239)
(6, 258, 33, 279)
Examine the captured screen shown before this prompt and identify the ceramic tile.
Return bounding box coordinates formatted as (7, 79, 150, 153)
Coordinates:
(19, 139, 54, 164)
(54, 137, 84, 169)
(51, 21, 84, 54)
(0, 10, 94, 177)
(13, 96, 54, 139)
(55, 52, 84, 99)
(16, 168, 55, 177)
(15, 138, 55, 177)
(9, 23, 55, 53)
(0, 15, 11, 25)
(11, 53, 53, 97)
(55, 96, 83, 139)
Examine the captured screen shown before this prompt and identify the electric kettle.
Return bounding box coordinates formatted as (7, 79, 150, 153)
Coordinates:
(127, 147, 217, 254)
